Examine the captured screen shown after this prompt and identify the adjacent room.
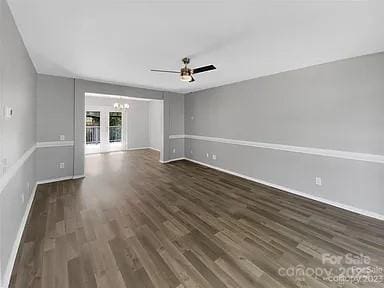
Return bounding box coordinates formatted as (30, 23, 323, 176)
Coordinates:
(84, 93, 163, 157)
(1, 0, 384, 288)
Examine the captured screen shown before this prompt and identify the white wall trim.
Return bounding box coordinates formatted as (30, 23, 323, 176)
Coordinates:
(148, 147, 161, 152)
(160, 157, 185, 164)
(169, 134, 384, 164)
(184, 157, 384, 221)
(0, 144, 36, 194)
(36, 175, 77, 185)
(169, 134, 185, 139)
(73, 174, 85, 179)
(36, 140, 74, 148)
(126, 147, 151, 151)
(2, 182, 38, 288)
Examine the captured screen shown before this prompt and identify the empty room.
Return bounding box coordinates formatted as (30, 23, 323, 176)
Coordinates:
(1, 0, 384, 287)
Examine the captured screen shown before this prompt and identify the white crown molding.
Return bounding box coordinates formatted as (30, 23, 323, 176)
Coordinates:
(184, 157, 384, 221)
(36, 140, 74, 148)
(169, 134, 384, 164)
(0, 144, 36, 194)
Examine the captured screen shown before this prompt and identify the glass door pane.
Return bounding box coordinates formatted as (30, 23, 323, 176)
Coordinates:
(109, 112, 122, 143)
(86, 111, 101, 144)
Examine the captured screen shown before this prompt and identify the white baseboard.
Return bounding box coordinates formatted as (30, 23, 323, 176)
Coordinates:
(2, 182, 38, 288)
(126, 147, 151, 151)
(148, 147, 160, 152)
(184, 158, 384, 221)
(160, 157, 185, 164)
(72, 174, 85, 179)
(36, 174, 85, 185)
(36, 176, 74, 185)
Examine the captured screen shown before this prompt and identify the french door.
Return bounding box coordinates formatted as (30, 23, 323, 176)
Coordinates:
(85, 106, 125, 154)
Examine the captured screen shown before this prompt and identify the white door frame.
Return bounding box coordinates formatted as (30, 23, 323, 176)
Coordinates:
(85, 105, 126, 154)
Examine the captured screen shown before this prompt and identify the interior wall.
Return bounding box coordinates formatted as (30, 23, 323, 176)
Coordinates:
(184, 52, 384, 216)
(85, 96, 150, 149)
(36, 74, 74, 181)
(34, 76, 185, 177)
(166, 92, 184, 160)
(148, 100, 163, 151)
(0, 0, 37, 286)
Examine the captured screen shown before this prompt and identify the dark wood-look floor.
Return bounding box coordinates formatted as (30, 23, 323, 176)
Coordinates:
(10, 149, 384, 288)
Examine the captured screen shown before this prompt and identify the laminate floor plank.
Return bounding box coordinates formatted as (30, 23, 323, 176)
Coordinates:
(10, 149, 384, 288)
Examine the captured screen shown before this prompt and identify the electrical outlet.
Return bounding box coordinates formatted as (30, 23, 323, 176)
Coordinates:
(206, 153, 209, 158)
(60, 135, 65, 141)
(5, 106, 13, 119)
(315, 177, 322, 186)
(212, 154, 217, 160)
(59, 162, 65, 169)
(172, 148, 176, 154)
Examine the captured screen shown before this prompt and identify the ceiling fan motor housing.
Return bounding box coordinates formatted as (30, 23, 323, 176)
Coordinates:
(181, 66, 191, 76)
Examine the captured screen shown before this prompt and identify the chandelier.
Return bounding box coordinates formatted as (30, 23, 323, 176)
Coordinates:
(113, 103, 130, 109)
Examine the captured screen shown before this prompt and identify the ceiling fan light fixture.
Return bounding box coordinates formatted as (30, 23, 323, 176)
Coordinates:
(180, 74, 192, 82)
(180, 67, 192, 82)
(151, 57, 216, 83)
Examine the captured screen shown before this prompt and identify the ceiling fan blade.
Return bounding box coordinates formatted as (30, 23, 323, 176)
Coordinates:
(150, 69, 179, 73)
(192, 65, 216, 74)
(189, 76, 195, 82)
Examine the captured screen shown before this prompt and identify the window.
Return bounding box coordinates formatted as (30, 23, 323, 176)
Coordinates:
(86, 111, 100, 144)
(109, 112, 122, 143)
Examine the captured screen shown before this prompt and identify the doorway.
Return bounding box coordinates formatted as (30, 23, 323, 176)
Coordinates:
(85, 106, 125, 154)
(84, 93, 164, 160)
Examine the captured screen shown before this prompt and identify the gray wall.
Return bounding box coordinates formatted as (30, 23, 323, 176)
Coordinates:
(166, 92, 184, 160)
(0, 0, 37, 285)
(86, 96, 150, 149)
(148, 100, 163, 151)
(35, 76, 185, 176)
(185, 52, 384, 215)
(36, 75, 75, 181)
(36, 75, 74, 142)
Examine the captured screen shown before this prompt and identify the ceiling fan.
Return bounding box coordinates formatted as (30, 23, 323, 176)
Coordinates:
(150, 57, 216, 82)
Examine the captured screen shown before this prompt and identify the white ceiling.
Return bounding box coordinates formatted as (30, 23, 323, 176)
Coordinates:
(8, 0, 384, 93)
